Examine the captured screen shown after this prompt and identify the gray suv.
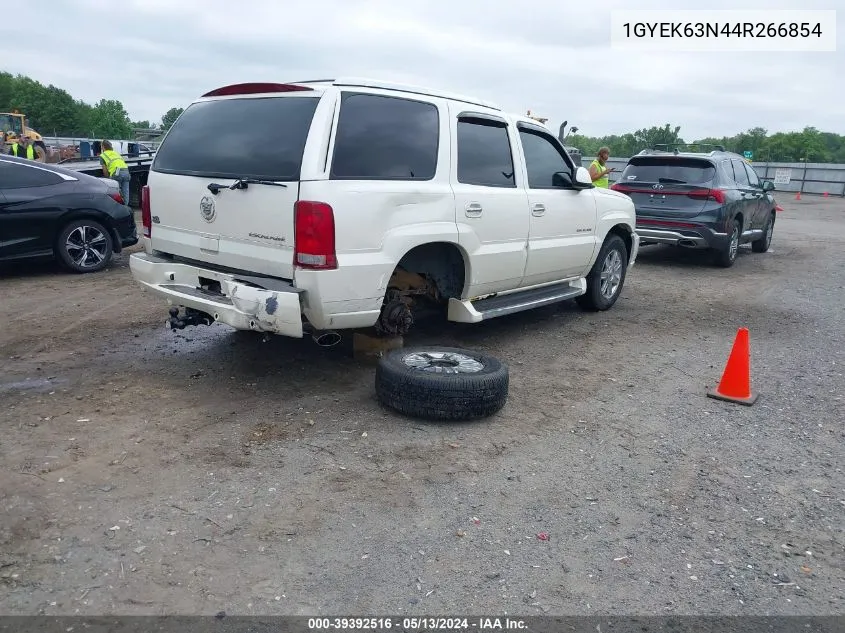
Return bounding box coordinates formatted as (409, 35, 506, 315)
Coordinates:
(611, 145, 777, 267)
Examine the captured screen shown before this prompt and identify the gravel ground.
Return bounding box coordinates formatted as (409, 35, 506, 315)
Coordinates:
(0, 195, 843, 617)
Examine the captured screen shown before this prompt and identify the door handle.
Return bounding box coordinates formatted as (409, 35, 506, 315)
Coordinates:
(532, 203, 546, 216)
(465, 202, 483, 217)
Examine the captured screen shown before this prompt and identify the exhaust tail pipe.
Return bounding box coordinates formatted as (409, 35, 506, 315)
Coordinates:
(678, 239, 697, 248)
(312, 330, 342, 347)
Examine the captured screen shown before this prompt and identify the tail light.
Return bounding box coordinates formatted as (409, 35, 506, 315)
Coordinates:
(141, 185, 151, 238)
(294, 201, 337, 270)
(610, 183, 629, 192)
(109, 191, 124, 205)
(687, 188, 726, 204)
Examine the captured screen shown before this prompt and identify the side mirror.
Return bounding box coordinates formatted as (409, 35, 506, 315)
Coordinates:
(761, 180, 775, 192)
(574, 166, 594, 187)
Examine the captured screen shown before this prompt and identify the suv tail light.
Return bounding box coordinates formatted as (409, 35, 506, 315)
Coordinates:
(141, 185, 151, 238)
(109, 191, 124, 205)
(294, 201, 337, 270)
(687, 188, 726, 204)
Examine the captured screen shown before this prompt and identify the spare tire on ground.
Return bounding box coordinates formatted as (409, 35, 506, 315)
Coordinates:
(375, 346, 509, 421)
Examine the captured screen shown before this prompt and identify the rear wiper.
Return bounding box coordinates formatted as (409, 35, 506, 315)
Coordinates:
(207, 178, 288, 194)
(658, 177, 687, 184)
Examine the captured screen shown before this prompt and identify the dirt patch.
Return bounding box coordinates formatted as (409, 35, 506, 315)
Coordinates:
(1, 199, 843, 615)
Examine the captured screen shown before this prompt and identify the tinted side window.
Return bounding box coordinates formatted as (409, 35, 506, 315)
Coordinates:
(0, 162, 65, 189)
(518, 129, 571, 189)
(743, 162, 761, 187)
(732, 160, 750, 186)
(331, 93, 439, 180)
(457, 119, 515, 188)
(720, 160, 736, 183)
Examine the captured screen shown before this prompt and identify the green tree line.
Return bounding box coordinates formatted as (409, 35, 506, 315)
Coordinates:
(568, 123, 845, 163)
(0, 72, 183, 138)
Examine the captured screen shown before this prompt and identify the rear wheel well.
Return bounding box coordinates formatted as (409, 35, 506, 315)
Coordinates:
(395, 242, 467, 300)
(733, 212, 744, 232)
(374, 242, 467, 337)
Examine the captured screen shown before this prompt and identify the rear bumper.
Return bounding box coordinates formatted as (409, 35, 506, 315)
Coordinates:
(636, 224, 727, 249)
(112, 218, 138, 252)
(129, 252, 305, 337)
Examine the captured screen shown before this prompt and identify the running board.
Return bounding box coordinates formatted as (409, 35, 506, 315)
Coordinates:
(448, 279, 587, 323)
(742, 229, 764, 239)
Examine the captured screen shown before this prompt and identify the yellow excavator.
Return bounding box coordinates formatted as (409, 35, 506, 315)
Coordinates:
(1, 110, 47, 161)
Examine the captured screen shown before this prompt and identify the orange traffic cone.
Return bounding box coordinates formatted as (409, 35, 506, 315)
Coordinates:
(824, 191, 829, 197)
(706, 327, 758, 406)
(795, 191, 801, 200)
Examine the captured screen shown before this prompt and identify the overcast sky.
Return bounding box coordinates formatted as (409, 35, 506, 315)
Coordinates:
(2, 0, 842, 141)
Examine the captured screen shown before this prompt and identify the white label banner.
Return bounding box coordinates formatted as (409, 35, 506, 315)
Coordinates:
(610, 10, 837, 52)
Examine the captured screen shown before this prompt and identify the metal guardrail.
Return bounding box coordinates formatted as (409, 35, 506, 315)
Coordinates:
(580, 156, 845, 196)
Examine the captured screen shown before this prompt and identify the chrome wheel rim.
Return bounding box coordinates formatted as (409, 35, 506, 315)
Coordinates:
(729, 226, 739, 261)
(766, 217, 774, 246)
(599, 249, 623, 299)
(402, 351, 484, 374)
(65, 225, 108, 268)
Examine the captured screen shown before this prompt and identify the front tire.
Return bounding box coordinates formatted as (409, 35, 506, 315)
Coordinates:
(56, 219, 114, 273)
(375, 346, 509, 421)
(752, 212, 775, 253)
(576, 233, 628, 311)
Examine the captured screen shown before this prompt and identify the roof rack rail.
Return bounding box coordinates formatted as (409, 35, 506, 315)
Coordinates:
(651, 143, 726, 153)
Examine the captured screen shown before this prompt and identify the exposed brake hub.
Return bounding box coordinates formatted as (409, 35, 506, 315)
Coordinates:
(374, 297, 414, 336)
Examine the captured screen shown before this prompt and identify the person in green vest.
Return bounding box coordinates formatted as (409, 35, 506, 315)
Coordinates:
(100, 140, 131, 207)
(588, 146, 614, 188)
(9, 135, 35, 160)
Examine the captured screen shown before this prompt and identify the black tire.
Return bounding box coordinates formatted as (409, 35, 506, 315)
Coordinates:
(56, 218, 114, 273)
(713, 217, 740, 268)
(752, 212, 775, 253)
(34, 141, 48, 162)
(576, 233, 628, 311)
(375, 346, 509, 421)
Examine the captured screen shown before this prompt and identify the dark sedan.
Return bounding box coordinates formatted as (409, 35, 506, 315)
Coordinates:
(0, 155, 138, 273)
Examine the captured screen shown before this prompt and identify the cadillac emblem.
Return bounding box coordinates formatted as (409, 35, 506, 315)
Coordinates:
(199, 195, 216, 222)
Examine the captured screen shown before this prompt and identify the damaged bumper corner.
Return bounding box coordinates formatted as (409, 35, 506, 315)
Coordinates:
(129, 252, 305, 338)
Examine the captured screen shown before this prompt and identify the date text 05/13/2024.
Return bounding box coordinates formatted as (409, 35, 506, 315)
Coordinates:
(307, 617, 528, 630)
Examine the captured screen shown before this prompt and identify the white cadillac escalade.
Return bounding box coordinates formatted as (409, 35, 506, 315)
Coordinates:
(129, 78, 639, 344)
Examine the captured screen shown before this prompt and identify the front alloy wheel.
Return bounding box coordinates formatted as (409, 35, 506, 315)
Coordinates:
(576, 233, 629, 311)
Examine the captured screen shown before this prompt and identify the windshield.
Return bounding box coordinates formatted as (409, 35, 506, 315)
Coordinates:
(152, 95, 320, 181)
(0, 114, 24, 135)
(619, 157, 716, 185)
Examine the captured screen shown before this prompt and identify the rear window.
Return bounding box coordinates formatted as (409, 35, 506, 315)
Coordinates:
(620, 157, 716, 185)
(152, 95, 320, 180)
